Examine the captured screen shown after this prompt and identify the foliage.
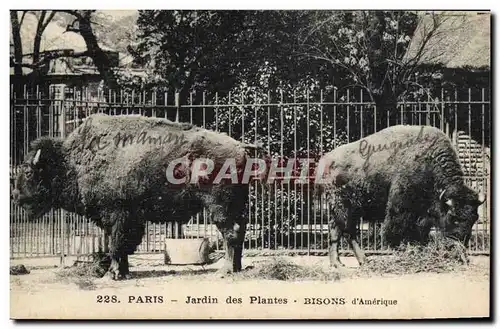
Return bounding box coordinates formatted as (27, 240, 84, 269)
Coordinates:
(132, 10, 332, 97)
(131, 10, 461, 130)
(298, 11, 455, 112)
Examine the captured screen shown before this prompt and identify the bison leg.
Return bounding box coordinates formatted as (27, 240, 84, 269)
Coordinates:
(328, 198, 365, 267)
(345, 218, 365, 266)
(118, 255, 130, 276)
(383, 194, 419, 249)
(383, 178, 436, 248)
(120, 221, 145, 277)
(107, 213, 145, 280)
(417, 217, 434, 245)
(328, 221, 344, 268)
(108, 217, 127, 280)
(205, 187, 248, 275)
(217, 219, 246, 274)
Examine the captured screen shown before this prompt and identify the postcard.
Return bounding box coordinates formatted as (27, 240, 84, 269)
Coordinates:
(9, 9, 491, 320)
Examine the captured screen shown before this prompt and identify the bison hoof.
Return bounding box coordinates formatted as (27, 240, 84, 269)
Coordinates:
(330, 262, 345, 269)
(107, 270, 130, 281)
(216, 267, 236, 278)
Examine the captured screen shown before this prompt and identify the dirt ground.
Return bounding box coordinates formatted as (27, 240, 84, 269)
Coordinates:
(10, 254, 490, 320)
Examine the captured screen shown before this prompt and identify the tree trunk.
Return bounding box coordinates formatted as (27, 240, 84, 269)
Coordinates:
(77, 11, 119, 91)
(10, 11, 23, 80)
(373, 85, 398, 130)
(32, 11, 46, 64)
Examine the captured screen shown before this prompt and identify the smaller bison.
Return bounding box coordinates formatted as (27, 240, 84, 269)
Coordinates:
(317, 125, 485, 267)
(12, 114, 262, 279)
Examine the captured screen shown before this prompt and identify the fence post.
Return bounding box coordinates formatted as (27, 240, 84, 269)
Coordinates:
(175, 92, 180, 122)
(59, 92, 68, 266)
(174, 92, 183, 238)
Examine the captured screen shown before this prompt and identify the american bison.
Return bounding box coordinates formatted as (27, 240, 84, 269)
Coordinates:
(12, 114, 261, 279)
(317, 125, 485, 267)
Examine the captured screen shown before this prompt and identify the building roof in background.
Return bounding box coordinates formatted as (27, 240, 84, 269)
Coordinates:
(405, 11, 490, 69)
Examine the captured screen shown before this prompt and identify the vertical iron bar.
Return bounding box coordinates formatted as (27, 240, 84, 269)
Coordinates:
(427, 92, 431, 126)
(333, 88, 337, 145)
(306, 89, 310, 255)
(36, 85, 41, 139)
(279, 90, 284, 250)
(23, 85, 28, 158)
(189, 91, 193, 124)
(252, 91, 258, 250)
(320, 90, 324, 251)
(270, 90, 274, 250)
(482, 88, 487, 252)
(228, 92, 232, 137)
(215, 92, 219, 132)
(346, 89, 350, 142)
(455, 89, 458, 146)
(400, 94, 404, 125)
(441, 88, 445, 132)
(468, 88, 477, 252)
(360, 89, 364, 138)
(204, 92, 207, 127)
(293, 90, 297, 250)
(241, 92, 245, 142)
(265, 90, 270, 250)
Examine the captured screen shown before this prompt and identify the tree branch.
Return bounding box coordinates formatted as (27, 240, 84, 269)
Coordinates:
(403, 12, 445, 69)
(19, 11, 28, 26)
(10, 11, 23, 76)
(32, 11, 47, 63)
(10, 49, 90, 69)
(42, 11, 56, 30)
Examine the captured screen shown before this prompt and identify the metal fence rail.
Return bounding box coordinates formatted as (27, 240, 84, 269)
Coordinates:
(10, 85, 491, 259)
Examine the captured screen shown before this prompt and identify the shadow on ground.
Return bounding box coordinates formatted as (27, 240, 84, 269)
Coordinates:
(130, 267, 218, 279)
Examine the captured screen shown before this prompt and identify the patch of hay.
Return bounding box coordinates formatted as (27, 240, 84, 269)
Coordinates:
(10, 264, 30, 275)
(56, 252, 110, 280)
(359, 236, 469, 275)
(73, 278, 97, 290)
(240, 257, 340, 281)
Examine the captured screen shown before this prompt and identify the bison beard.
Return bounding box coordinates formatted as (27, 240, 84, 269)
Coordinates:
(12, 114, 260, 280)
(318, 125, 485, 268)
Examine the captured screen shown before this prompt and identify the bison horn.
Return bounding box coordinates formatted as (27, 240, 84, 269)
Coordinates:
(440, 189, 453, 207)
(439, 189, 447, 201)
(32, 149, 41, 165)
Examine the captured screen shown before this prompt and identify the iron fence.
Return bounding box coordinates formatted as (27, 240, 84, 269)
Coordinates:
(10, 84, 491, 259)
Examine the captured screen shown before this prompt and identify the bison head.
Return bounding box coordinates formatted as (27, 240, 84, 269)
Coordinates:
(12, 138, 66, 219)
(438, 186, 486, 245)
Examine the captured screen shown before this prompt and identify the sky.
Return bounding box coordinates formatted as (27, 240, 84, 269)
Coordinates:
(100, 9, 138, 19)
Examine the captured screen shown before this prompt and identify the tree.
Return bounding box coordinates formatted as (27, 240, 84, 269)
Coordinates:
(133, 10, 332, 98)
(299, 11, 450, 113)
(9, 10, 119, 90)
(9, 10, 124, 166)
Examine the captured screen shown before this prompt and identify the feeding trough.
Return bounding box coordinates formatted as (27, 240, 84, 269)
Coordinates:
(164, 238, 211, 265)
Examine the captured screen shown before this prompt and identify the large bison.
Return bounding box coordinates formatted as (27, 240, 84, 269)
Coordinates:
(12, 114, 261, 279)
(316, 125, 485, 267)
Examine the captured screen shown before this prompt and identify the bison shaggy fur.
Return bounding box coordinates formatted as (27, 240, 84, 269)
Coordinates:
(12, 114, 260, 279)
(317, 125, 485, 267)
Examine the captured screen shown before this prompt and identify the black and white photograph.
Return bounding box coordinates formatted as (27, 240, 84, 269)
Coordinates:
(7, 8, 492, 320)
